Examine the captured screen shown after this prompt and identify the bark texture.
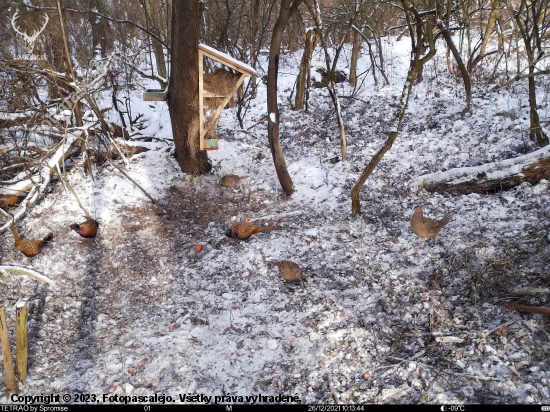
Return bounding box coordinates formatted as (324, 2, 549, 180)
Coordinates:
(167, 0, 211, 175)
(267, 0, 302, 195)
(295, 28, 318, 110)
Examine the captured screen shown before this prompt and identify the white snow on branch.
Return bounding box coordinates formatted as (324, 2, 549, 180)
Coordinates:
(199, 43, 257, 75)
(0, 134, 80, 234)
(0, 265, 56, 287)
(410, 145, 550, 192)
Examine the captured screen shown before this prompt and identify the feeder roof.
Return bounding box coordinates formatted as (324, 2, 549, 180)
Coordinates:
(199, 43, 257, 76)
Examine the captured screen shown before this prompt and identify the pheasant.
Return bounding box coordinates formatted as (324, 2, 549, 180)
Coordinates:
(220, 175, 248, 187)
(70, 216, 99, 238)
(411, 205, 454, 243)
(10, 223, 53, 257)
(226, 221, 283, 240)
(0, 194, 21, 208)
(267, 260, 303, 282)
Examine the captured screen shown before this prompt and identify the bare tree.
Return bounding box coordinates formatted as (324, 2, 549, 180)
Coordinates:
(139, 0, 167, 85)
(306, 0, 351, 160)
(266, 0, 303, 196)
(351, 0, 436, 215)
(294, 11, 319, 110)
(506, 0, 550, 147)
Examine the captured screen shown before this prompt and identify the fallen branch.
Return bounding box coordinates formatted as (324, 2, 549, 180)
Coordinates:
(410, 144, 550, 194)
(483, 318, 519, 338)
(0, 266, 55, 287)
(0, 134, 81, 234)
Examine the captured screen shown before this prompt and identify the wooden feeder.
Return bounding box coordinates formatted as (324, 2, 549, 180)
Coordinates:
(198, 43, 257, 150)
(143, 89, 167, 101)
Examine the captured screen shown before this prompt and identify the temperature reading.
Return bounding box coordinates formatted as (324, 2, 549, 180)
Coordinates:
(441, 406, 465, 412)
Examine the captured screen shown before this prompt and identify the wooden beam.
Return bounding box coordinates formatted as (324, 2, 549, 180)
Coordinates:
(198, 44, 256, 150)
(201, 72, 248, 141)
(15, 300, 28, 385)
(199, 50, 205, 150)
(0, 307, 18, 393)
(199, 44, 257, 76)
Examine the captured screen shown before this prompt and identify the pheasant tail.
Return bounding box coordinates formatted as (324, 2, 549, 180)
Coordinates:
(505, 304, 550, 317)
(439, 211, 455, 228)
(256, 226, 283, 233)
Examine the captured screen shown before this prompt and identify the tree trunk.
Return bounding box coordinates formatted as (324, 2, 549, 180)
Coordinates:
(351, 58, 422, 215)
(147, 0, 168, 82)
(506, 0, 550, 147)
(349, 27, 361, 86)
(267, 0, 302, 195)
(167, 0, 212, 175)
(528, 65, 549, 146)
(56, 0, 84, 127)
(295, 29, 318, 110)
(364, 31, 379, 86)
(437, 21, 472, 103)
(250, 0, 260, 96)
(328, 85, 347, 160)
(467, 0, 499, 74)
(308, 0, 348, 159)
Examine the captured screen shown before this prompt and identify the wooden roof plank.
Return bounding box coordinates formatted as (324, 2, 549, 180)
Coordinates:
(199, 43, 257, 76)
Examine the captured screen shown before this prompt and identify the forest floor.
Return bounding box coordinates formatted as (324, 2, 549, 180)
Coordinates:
(1, 37, 549, 404)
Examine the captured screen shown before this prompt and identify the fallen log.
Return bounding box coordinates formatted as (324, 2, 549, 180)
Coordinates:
(410, 145, 550, 194)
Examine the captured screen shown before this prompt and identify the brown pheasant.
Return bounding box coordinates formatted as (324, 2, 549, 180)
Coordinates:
(267, 260, 303, 282)
(411, 205, 454, 243)
(220, 174, 248, 187)
(10, 223, 53, 257)
(70, 216, 99, 238)
(226, 221, 283, 240)
(0, 194, 21, 208)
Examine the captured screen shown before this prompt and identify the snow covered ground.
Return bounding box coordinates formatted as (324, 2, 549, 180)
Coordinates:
(1, 37, 549, 404)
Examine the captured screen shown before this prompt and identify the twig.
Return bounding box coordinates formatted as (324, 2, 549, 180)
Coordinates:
(483, 318, 520, 338)
(51, 167, 90, 218)
(493, 68, 550, 90)
(4, 153, 90, 218)
(104, 157, 156, 204)
(372, 351, 425, 379)
(371, 363, 401, 373)
(227, 128, 262, 140)
(388, 355, 496, 381)
(7, 3, 170, 51)
(0, 208, 12, 220)
(252, 210, 303, 221)
(247, 115, 268, 131)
